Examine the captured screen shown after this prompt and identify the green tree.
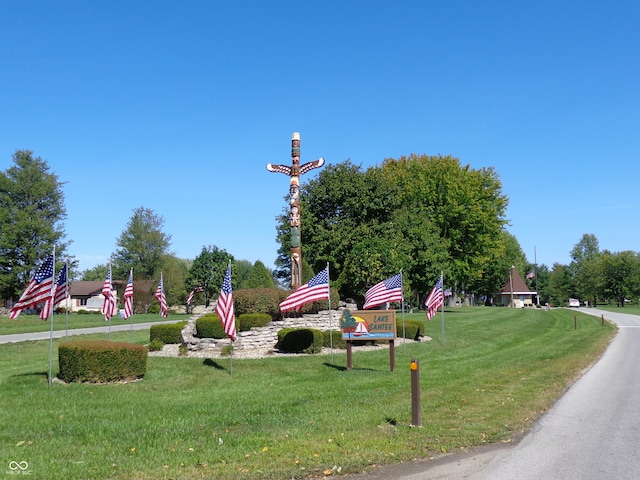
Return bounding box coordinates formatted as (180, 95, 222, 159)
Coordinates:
(185, 245, 233, 306)
(0, 151, 75, 300)
(548, 263, 574, 305)
(112, 207, 172, 280)
(274, 156, 510, 301)
(159, 254, 190, 306)
(570, 234, 601, 306)
(81, 264, 108, 281)
(242, 260, 275, 289)
(598, 250, 640, 307)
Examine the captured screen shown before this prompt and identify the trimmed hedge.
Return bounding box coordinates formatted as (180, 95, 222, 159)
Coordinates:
(196, 314, 226, 339)
(234, 287, 340, 320)
(58, 340, 147, 383)
(397, 319, 423, 340)
(237, 313, 271, 331)
(149, 321, 187, 344)
(322, 330, 347, 349)
(277, 328, 323, 354)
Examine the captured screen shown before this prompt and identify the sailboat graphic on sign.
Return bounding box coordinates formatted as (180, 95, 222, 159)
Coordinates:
(353, 318, 369, 336)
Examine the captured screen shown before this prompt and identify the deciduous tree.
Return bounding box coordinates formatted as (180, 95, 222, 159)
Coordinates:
(0, 151, 75, 300)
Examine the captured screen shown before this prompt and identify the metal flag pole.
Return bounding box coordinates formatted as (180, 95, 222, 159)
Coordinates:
(129, 268, 134, 343)
(327, 262, 333, 363)
(401, 270, 406, 352)
(64, 261, 69, 340)
(48, 245, 56, 386)
(440, 271, 445, 346)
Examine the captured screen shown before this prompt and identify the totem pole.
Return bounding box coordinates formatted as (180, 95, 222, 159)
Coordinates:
(266, 132, 324, 289)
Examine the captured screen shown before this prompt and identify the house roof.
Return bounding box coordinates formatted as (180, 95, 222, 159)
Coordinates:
(69, 281, 105, 296)
(499, 268, 532, 294)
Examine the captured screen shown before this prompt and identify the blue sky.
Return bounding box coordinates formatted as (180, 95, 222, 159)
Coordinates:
(2, 1, 638, 276)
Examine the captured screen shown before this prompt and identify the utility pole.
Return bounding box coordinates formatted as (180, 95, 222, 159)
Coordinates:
(266, 132, 324, 289)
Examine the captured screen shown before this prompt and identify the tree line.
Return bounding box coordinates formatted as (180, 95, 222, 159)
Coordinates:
(2, 150, 637, 312)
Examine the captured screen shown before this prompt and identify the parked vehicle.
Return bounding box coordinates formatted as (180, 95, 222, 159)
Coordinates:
(568, 298, 580, 308)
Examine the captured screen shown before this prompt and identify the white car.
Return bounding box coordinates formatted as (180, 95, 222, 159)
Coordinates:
(568, 298, 580, 308)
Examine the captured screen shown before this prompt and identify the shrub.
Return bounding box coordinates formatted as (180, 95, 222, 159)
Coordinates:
(234, 288, 289, 320)
(196, 314, 226, 338)
(237, 313, 271, 331)
(277, 328, 323, 354)
(149, 321, 187, 344)
(147, 302, 160, 314)
(148, 338, 164, 351)
(322, 330, 347, 349)
(58, 340, 147, 383)
(396, 319, 423, 340)
(234, 287, 340, 320)
(396, 319, 424, 340)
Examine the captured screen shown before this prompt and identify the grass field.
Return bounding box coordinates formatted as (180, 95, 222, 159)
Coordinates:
(0, 307, 616, 479)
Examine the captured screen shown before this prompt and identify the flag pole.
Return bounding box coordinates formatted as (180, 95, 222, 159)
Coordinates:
(108, 263, 112, 341)
(327, 262, 333, 363)
(64, 261, 69, 340)
(129, 267, 134, 342)
(401, 269, 406, 352)
(228, 260, 234, 376)
(440, 271, 445, 345)
(48, 245, 56, 386)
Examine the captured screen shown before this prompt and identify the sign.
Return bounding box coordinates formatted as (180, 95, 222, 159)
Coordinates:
(340, 309, 396, 340)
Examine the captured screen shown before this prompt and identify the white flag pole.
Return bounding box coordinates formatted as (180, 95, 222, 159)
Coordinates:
(327, 263, 333, 363)
(440, 271, 445, 345)
(48, 245, 56, 386)
(401, 270, 406, 352)
(64, 261, 69, 340)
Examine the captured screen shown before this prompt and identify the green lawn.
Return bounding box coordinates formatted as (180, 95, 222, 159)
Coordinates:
(0, 307, 616, 479)
(593, 303, 640, 316)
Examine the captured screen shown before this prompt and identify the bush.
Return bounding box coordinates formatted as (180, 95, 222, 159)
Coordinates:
(58, 340, 147, 383)
(234, 288, 289, 320)
(237, 313, 271, 331)
(147, 302, 160, 314)
(234, 287, 340, 320)
(149, 321, 187, 344)
(396, 319, 423, 340)
(148, 338, 164, 351)
(196, 314, 226, 338)
(277, 328, 323, 354)
(322, 330, 347, 349)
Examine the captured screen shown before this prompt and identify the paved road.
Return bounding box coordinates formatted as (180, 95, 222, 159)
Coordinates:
(346, 308, 640, 480)
(0, 320, 178, 344)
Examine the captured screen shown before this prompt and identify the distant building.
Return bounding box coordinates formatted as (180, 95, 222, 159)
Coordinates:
(494, 266, 537, 307)
(56, 281, 118, 312)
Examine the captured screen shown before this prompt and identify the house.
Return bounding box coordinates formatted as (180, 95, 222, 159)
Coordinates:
(56, 281, 119, 312)
(494, 266, 537, 307)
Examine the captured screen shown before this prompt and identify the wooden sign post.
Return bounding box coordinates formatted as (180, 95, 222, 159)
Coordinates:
(340, 309, 396, 371)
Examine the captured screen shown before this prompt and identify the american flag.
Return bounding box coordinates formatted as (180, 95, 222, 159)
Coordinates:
(186, 286, 204, 305)
(362, 273, 403, 309)
(155, 273, 168, 317)
(280, 266, 330, 313)
(425, 275, 444, 321)
(123, 268, 134, 319)
(102, 265, 116, 321)
(216, 264, 236, 342)
(39, 263, 68, 320)
(10, 254, 55, 320)
(526, 271, 535, 280)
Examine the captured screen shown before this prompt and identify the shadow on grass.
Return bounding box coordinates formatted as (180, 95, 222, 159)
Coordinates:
(322, 362, 378, 372)
(203, 358, 226, 370)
